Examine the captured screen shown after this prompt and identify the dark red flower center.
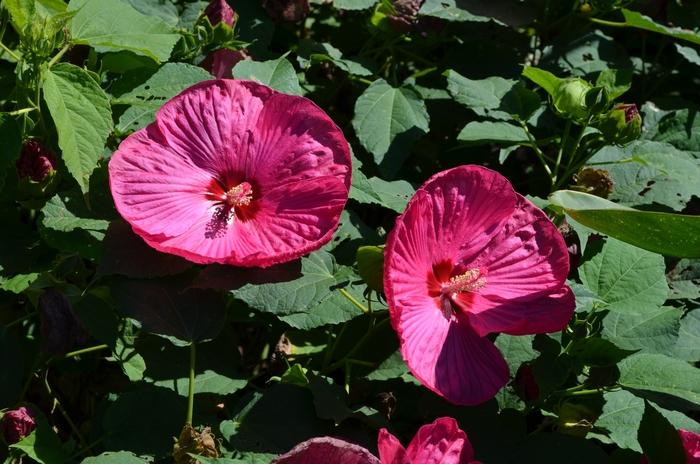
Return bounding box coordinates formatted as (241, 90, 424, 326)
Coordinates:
(204, 176, 257, 239)
(428, 260, 487, 320)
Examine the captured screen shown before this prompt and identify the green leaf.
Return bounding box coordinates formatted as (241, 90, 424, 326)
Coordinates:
(333, 0, 376, 10)
(0, 272, 39, 293)
(587, 141, 700, 211)
(41, 193, 109, 232)
(676, 44, 700, 66)
(674, 310, 700, 363)
(0, 113, 22, 191)
(579, 238, 668, 313)
(10, 406, 71, 464)
(642, 105, 700, 152)
(602, 306, 681, 356)
(349, 165, 415, 213)
(366, 351, 417, 384)
(0, 328, 24, 407)
(418, 0, 495, 23)
(82, 451, 149, 464)
(596, 68, 632, 100)
(233, 251, 367, 329)
(232, 56, 302, 96)
(445, 71, 539, 120)
(594, 390, 644, 452)
(68, 0, 179, 62)
(296, 40, 374, 76)
(42, 63, 112, 194)
(352, 79, 429, 175)
(114, 63, 212, 133)
(550, 190, 700, 258)
(112, 278, 226, 344)
(522, 66, 562, 96)
(495, 334, 537, 374)
(619, 353, 700, 409)
(613, 9, 700, 46)
(638, 400, 686, 464)
(457, 121, 530, 144)
(103, 387, 185, 458)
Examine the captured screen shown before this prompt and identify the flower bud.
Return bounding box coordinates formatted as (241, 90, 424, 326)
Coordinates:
(204, 0, 235, 27)
(595, 103, 642, 145)
(386, 0, 424, 32)
(1, 407, 37, 444)
(552, 78, 593, 122)
(262, 0, 309, 22)
(16, 139, 56, 183)
(201, 48, 249, 79)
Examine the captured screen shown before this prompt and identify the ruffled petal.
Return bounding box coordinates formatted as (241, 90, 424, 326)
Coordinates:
(680, 429, 700, 462)
(476, 194, 570, 301)
(155, 80, 269, 177)
(109, 125, 214, 238)
(393, 293, 508, 405)
(273, 437, 380, 464)
(247, 91, 351, 190)
(377, 429, 407, 464)
(467, 286, 575, 337)
(405, 417, 474, 464)
(137, 175, 347, 267)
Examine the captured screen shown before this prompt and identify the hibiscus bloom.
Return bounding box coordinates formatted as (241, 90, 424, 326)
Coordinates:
(384, 165, 574, 405)
(109, 80, 351, 267)
(273, 417, 480, 464)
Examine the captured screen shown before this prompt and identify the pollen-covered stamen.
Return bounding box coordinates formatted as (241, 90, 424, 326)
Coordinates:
(224, 181, 253, 208)
(441, 268, 487, 297)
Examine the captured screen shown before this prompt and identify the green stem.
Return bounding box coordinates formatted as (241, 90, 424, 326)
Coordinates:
(186, 342, 196, 425)
(518, 120, 554, 180)
(64, 344, 109, 359)
(47, 43, 70, 68)
(4, 312, 34, 328)
(555, 118, 592, 189)
(0, 40, 20, 62)
(321, 317, 390, 374)
(44, 371, 89, 450)
(553, 120, 572, 186)
(589, 17, 627, 27)
(7, 107, 37, 116)
(339, 288, 369, 314)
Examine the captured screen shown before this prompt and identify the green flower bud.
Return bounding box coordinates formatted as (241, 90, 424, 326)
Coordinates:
(595, 103, 642, 145)
(552, 78, 593, 122)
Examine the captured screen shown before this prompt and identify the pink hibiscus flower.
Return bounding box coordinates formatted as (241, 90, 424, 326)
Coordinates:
(274, 417, 479, 464)
(109, 80, 351, 267)
(384, 165, 574, 405)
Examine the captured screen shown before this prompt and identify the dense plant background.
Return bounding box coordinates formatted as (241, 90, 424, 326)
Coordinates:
(1, 0, 700, 462)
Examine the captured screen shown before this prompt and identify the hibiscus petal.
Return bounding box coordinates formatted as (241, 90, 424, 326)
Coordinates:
(476, 194, 570, 301)
(394, 295, 509, 405)
(405, 417, 475, 464)
(273, 437, 380, 464)
(155, 80, 268, 177)
(109, 125, 214, 238)
(467, 286, 575, 337)
(138, 175, 347, 267)
(377, 429, 407, 464)
(247, 92, 351, 190)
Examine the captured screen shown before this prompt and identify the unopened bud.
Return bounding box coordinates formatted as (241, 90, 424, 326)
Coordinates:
(39, 289, 89, 355)
(201, 49, 249, 79)
(17, 139, 56, 183)
(595, 103, 641, 145)
(552, 78, 593, 122)
(204, 0, 235, 27)
(1, 407, 37, 444)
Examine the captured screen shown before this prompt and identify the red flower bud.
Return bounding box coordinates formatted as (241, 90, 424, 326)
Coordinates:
(204, 0, 235, 27)
(201, 48, 249, 79)
(387, 0, 424, 31)
(16, 140, 57, 183)
(39, 289, 89, 355)
(1, 407, 37, 444)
